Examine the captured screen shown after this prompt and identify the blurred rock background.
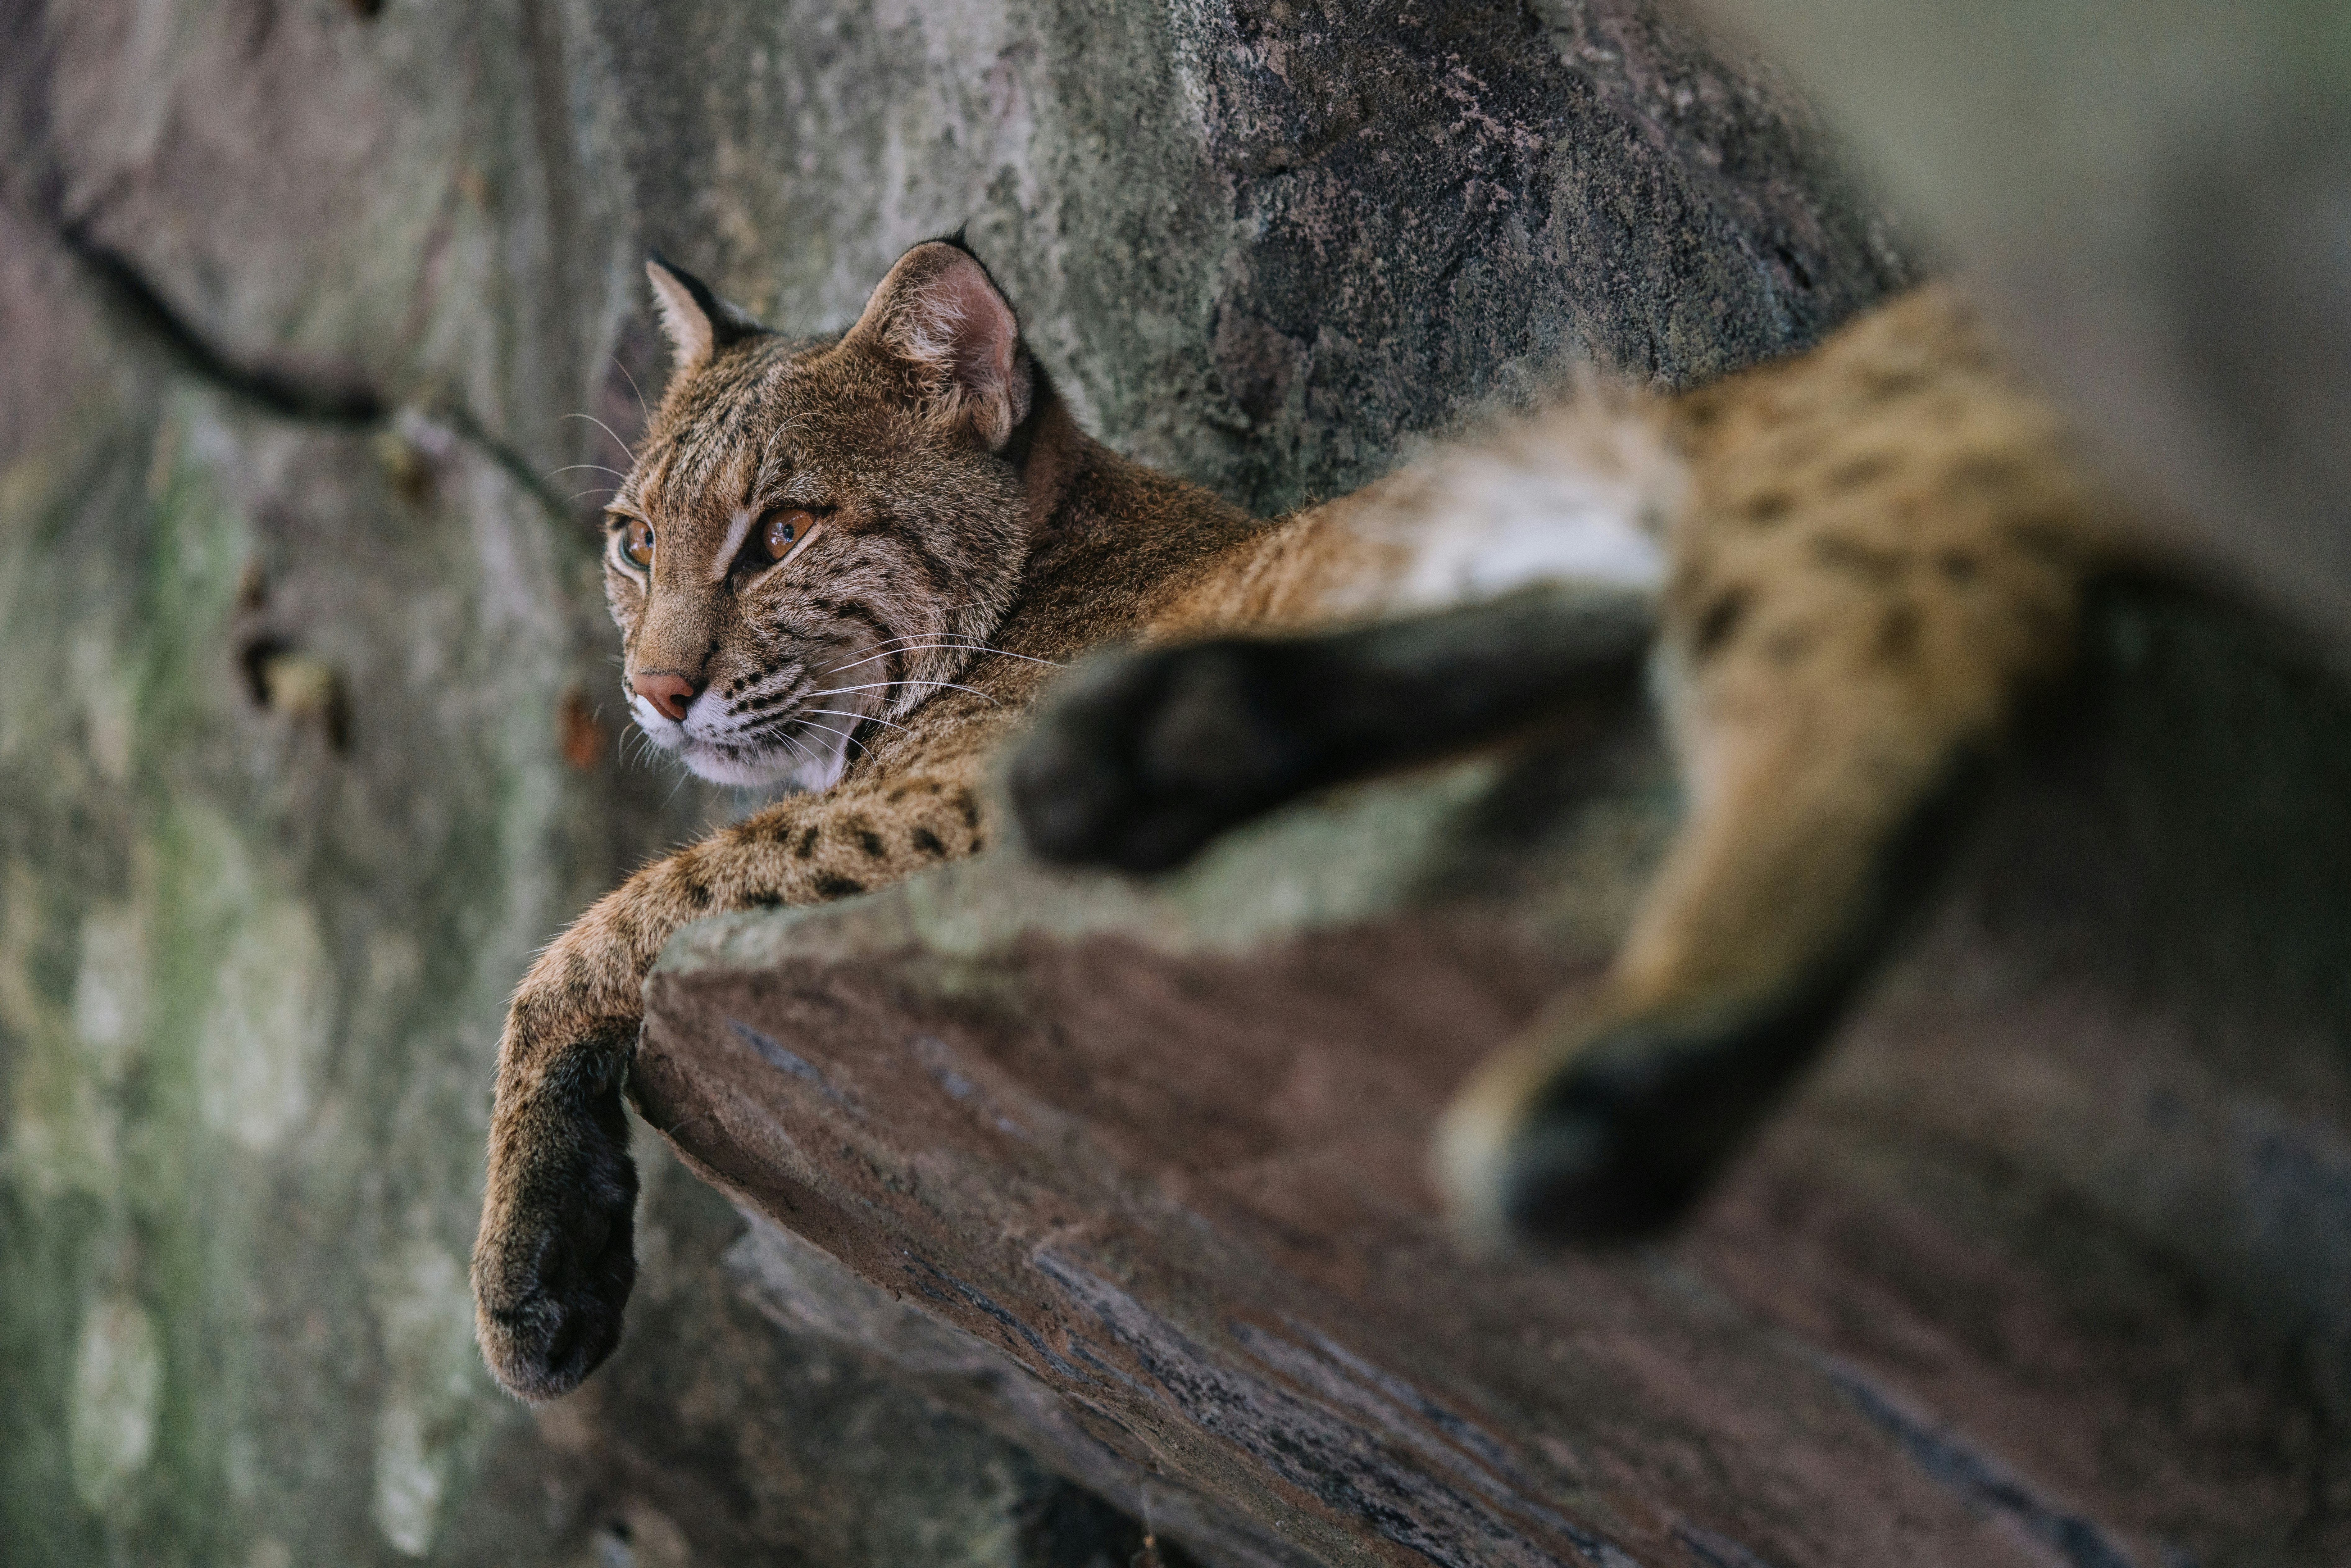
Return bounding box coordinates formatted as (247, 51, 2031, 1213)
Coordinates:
(1698, 0, 2351, 642)
(0, 2, 1913, 1563)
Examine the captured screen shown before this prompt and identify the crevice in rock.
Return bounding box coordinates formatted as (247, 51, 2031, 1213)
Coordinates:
(430, 394, 600, 531)
(57, 221, 385, 424)
(51, 217, 582, 528)
(1812, 1356, 2149, 1568)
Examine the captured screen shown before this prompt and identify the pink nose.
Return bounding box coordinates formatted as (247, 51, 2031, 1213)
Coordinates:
(632, 671, 699, 722)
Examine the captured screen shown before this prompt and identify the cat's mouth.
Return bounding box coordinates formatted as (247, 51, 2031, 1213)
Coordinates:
(628, 685, 866, 793)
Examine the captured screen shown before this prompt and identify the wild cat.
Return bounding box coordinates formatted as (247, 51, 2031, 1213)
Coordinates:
(472, 236, 2117, 1401)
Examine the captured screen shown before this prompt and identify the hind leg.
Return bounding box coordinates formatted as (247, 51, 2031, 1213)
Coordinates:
(1434, 672, 2001, 1245)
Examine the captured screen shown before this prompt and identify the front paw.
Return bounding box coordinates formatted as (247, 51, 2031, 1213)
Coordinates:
(1011, 641, 1313, 872)
(472, 1089, 639, 1401)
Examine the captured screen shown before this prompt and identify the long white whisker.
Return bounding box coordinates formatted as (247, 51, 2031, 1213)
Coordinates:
(561, 411, 637, 463)
(815, 637, 989, 671)
(821, 628, 997, 657)
(797, 680, 997, 703)
(568, 485, 620, 504)
(801, 707, 909, 734)
(773, 728, 825, 772)
(823, 604, 987, 652)
(544, 463, 632, 482)
(826, 644, 1062, 675)
(617, 711, 666, 775)
(612, 355, 651, 428)
(793, 716, 871, 759)
(854, 630, 998, 652)
(840, 630, 1026, 657)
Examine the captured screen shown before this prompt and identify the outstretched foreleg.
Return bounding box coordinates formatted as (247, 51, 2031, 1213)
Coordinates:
(471, 770, 991, 1400)
(1010, 585, 1656, 871)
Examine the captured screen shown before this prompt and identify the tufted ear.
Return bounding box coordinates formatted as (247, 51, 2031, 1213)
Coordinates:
(645, 253, 769, 378)
(843, 238, 1033, 450)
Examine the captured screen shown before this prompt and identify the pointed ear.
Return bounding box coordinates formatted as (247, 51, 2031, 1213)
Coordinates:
(645, 253, 767, 378)
(843, 240, 1033, 450)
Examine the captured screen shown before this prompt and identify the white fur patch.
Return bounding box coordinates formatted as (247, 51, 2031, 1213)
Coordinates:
(711, 508, 757, 584)
(639, 677, 858, 792)
(899, 290, 969, 370)
(1406, 450, 1668, 600)
(1325, 399, 1681, 620)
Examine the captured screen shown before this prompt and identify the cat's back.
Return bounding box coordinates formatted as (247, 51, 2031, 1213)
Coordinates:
(1659, 283, 2125, 725)
(1143, 391, 1681, 639)
(1137, 282, 2128, 696)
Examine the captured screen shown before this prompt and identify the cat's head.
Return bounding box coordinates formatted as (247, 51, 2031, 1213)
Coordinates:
(601, 239, 1043, 788)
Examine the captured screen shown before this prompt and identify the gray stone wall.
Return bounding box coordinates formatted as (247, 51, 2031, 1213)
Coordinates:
(0, 2, 1904, 1564)
(1698, 0, 2351, 639)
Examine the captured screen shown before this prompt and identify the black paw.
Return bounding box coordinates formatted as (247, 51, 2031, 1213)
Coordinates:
(1437, 1017, 1798, 1249)
(1011, 641, 1316, 873)
(1490, 1073, 1719, 1245)
(472, 1093, 639, 1402)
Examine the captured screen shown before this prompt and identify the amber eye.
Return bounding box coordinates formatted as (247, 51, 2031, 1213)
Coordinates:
(621, 518, 654, 569)
(760, 508, 818, 561)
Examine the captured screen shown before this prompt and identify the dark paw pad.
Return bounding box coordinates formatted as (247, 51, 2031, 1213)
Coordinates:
(1484, 1025, 1776, 1247)
(1494, 1103, 1714, 1245)
(1012, 642, 1312, 873)
(473, 1099, 639, 1402)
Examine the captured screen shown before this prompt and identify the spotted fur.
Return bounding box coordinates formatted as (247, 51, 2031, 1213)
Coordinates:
(1430, 286, 2123, 1243)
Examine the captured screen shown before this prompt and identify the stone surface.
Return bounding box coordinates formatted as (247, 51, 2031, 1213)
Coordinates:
(0, 1, 1908, 1563)
(645, 580, 2351, 1566)
(1694, 0, 2351, 644)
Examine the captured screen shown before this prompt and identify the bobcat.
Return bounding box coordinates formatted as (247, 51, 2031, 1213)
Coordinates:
(472, 237, 2119, 1402)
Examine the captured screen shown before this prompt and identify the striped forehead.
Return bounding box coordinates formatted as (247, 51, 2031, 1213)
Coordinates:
(651, 430, 758, 517)
(640, 348, 818, 518)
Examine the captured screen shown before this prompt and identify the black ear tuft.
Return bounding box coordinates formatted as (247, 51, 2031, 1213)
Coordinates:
(645, 251, 770, 376)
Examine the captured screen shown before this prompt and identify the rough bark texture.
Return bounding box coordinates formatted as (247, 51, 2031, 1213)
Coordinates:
(647, 579, 2351, 1567)
(0, 2, 1913, 1564)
